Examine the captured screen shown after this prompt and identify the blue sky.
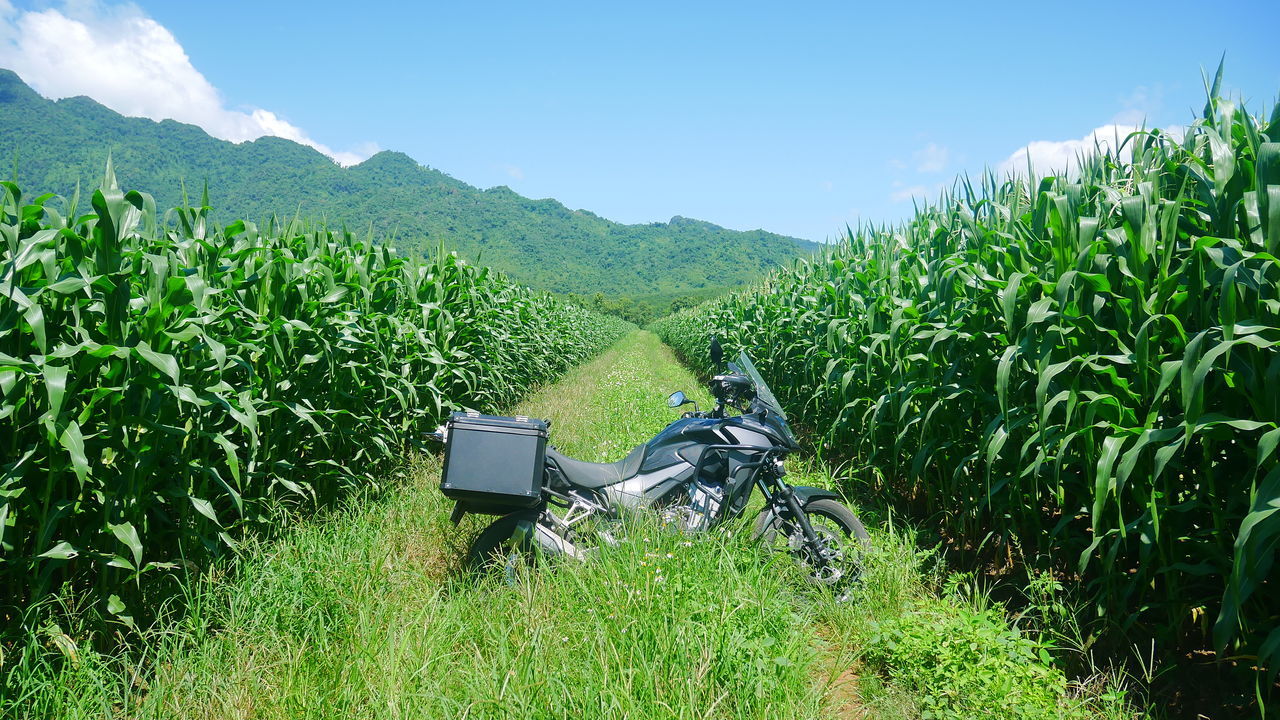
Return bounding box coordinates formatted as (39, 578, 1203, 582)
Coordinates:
(2, 0, 1278, 241)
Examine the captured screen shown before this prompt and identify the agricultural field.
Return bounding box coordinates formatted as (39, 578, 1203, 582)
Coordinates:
(0, 168, 629, 647)
(0, 167, 1142, 718)
(4, 332, 1137, 719)
(654, 80, 1280, 712)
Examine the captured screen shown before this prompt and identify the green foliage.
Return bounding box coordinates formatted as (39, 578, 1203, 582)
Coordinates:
(863, 593, 1075, 720)
(0, 173, 629, 625)
(11, 497, 827, 719)
(527, 330, 715, 463)
(819, 518, 1138, 719)
(0, 69, 818, 299)
(567, 292, 657, 325)
(563, 288, 728, 326)
(655, 69, 1280, 698)
(567, 292, 661, 326)
(5, 331, 1137, 718)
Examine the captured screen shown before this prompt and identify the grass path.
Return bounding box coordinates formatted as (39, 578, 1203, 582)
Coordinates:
(512, 329, 715, 461)
(17, 331, 1136, 719)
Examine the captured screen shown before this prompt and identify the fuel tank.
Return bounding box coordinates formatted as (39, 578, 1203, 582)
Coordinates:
(600, 418, 717, 509)
(603, 415, 785, 511)
(640, 418, 725, 472)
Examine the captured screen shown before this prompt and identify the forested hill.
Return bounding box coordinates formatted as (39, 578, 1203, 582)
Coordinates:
(0, 69, 819, 297)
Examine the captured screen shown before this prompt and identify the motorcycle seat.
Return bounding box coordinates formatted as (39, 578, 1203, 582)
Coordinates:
(547, 444, 646, 489)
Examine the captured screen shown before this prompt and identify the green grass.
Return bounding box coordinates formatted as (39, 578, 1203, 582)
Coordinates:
(524, 331, 714, 462)
(4, 332, 1141, 718)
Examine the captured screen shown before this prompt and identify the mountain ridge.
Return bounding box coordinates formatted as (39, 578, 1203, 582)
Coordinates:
(0, 69, 819, 297)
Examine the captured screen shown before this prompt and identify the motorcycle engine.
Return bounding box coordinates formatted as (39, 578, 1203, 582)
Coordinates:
(657, 481, 724, 533)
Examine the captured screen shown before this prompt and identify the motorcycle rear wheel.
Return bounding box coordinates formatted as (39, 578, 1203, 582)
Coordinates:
(465, 510, 542, 580)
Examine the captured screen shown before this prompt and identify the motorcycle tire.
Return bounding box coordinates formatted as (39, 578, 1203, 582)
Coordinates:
(465, 510, 541, 578)
(753, 498, 870, 588)
(752, 498, 869, 543)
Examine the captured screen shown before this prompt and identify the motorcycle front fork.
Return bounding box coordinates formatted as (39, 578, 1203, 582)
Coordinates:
(772, 484, 831, 568)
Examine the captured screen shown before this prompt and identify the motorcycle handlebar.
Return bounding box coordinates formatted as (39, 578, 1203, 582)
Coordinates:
(709, 372, 756, 413)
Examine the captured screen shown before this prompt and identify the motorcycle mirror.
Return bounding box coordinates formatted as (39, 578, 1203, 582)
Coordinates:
(709, 337, 723, 366)
(667, 391, 691, 408)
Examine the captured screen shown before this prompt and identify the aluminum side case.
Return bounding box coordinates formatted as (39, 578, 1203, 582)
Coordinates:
(440, 412, 548, 514)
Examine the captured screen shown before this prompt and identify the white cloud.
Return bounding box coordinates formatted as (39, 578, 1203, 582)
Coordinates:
(998, 124, 1141, 178)
(889, 182, 931, 203)
(0, 1, 375, 166)
(996, 86, 1190, 179)
(913, 142, 949, 173)
(504, 165, 525, 181)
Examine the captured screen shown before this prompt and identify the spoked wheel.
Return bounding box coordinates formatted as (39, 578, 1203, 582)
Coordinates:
(753, 498, 870, 598)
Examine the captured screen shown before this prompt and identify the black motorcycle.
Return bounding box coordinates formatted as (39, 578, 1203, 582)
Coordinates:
(433, 339, 868, 588)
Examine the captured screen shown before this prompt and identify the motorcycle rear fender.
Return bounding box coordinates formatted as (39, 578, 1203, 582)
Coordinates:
(505, 509, 584, 560)
(450, 498, 550, 525)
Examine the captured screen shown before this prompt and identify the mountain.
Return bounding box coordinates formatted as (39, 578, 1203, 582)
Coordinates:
(0, 69, 819, 298)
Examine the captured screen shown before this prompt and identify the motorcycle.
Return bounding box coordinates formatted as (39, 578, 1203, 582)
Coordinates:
(433, 339, 869, 589)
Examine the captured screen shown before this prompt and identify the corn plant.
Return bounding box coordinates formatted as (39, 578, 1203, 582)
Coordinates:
(0, 166, 630, 625)
(655, 70, 1280, 689)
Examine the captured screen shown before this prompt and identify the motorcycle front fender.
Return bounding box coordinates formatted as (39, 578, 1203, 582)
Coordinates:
(750, 485, 843, 538)
(786, 486, 842, 504)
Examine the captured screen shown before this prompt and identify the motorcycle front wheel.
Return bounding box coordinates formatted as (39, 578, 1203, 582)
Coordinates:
(752, 498, 870, 592)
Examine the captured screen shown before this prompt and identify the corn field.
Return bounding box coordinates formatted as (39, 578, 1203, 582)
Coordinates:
(655, 78, 1280, 679)
(0, 167, 630, 623)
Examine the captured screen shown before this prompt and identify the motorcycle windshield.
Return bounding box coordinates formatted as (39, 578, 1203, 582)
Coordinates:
(737, 352, 796, 443)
